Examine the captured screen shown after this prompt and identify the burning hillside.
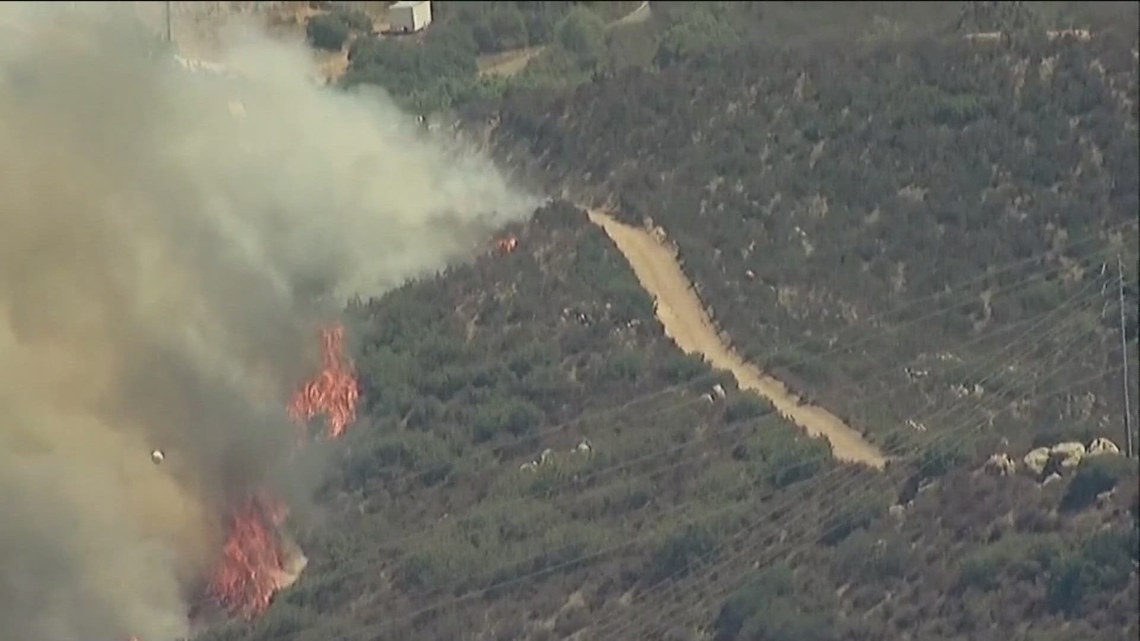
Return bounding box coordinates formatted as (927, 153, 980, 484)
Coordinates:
(208, 492, 298, 620)
(0, 4, 535, 640)
(206, 323, 358, 622)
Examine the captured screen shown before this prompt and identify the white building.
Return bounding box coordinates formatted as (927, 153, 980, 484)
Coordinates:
(389, 0, 431, 34)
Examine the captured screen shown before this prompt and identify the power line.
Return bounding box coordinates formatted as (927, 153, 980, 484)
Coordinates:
(289, 268, 1109, 583)
(186, 230, 1130, 629)
(598, 363, 1122, 641)
(331, 275, 1111, 563)
(304, 292, 1114, 639)
(590, 283, 1113, 638)
(620, 325, 1119, 637)
(354, 365, 1122, 641)
(184, 277, 1111, 629)
(343, 236, 1126, 495)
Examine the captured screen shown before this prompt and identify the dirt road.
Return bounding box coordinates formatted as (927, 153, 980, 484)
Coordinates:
(607, 0, 652, 29)
(477, 1, 651, 78)
(587, 210, 888, 469)
(477, 46, 546, 79)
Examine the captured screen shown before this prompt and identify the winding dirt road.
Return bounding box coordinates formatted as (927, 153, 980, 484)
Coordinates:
(587, 210, 888, 469)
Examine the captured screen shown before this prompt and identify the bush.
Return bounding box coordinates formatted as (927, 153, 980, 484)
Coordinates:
(1045, 527, 1139, 615)
(917, 439, 971, 479)
(307, 14, 351, 51)
(724, 394, 774, 423)
(714, 564, 794, 641)
(837, 530, 909, 582)
(472, 398, 545, 442)
(713, 562, 836, 641)
(555, 6, 607, 67)
(1060, 454, 1134, 512)
(333, 7, 372, 33)
(955, 534, 1065, 595)
(819, 497, 882, 546)
(764, 434, 829, 489)
(659, 352, 709, 384)
(649, 524, 718, 582)
(739, 609, 836, 641)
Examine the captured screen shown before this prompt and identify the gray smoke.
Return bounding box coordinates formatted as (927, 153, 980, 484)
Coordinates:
(0, 3, 536, 640)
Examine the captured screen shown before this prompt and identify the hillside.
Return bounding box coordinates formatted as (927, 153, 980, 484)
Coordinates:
(198, 202, 1138, 641)
(476, 6, 1140, 461)
(195, 201, 846, 641)
(184, 3, 1140, 641)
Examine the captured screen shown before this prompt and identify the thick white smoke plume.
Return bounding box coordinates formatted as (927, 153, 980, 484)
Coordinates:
(0, 3, 536, 640)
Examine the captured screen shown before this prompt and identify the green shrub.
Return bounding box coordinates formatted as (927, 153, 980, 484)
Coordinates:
(819, 497, 882, 546)
(764, 434, 829, 488)
(1046, 527, 1139, 615)
(724, 394, 774, 423)
(649, 524, 719, 582)
(472, 398, 545, 442)
(917, 438, 971, 479)
(955, 534, 1065, 594)
(659, 352, 709, 383)
(713, 563, 795, 640)
(1060, 454, 1134, 512)
(307, 14, 350, 51)
(332, 7, 372, 33)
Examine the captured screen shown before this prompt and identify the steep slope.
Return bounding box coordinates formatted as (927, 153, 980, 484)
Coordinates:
(188, 6, 1138, 641)
(196, 201, 842, 641)
(481, 25, 1140, 460)
(588, 209, 887, 468)
(195, 205, 1138, 641)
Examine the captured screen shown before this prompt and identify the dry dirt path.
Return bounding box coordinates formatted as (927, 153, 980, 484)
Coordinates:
(477, 46, 546, 78)
(586, 210, 888, 469)
(608, 0, 651, 28)
(477, 1, 652, 79)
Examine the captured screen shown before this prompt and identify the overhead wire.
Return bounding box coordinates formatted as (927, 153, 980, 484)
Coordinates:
(355, 360, 1121, 641)
(318, 278, 1116, 639)
(188, 227, 1129, 626)
(184, 262, 1112, 615)
(600, 303, 1117, 638)
(445, 279, 1114, 639)
(341, 233, 1126, 498)
(602, 365, 1124, 641)
(336, 273, 1113, 562)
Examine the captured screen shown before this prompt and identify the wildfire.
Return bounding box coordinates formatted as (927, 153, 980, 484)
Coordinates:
(287, 324, 360, 440)
(204, 322, 359, 621)
(206, 493, 293, 620)
(496, 234, 518, 255)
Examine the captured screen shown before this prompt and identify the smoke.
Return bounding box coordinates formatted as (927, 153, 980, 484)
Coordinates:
(0, 3, 537, 639)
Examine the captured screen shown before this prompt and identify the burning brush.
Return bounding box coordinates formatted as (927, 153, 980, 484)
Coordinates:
(204, 492, 308, 620)
(195, 323, 359, 625)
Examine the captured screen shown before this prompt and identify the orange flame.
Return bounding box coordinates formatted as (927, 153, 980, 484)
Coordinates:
(204, 322, 359, 620)
(206, 492, 293, 620)
(287, 324, 359, 440)
(496, 235, 518, 254)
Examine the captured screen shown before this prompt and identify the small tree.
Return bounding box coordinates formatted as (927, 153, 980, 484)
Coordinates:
(307, 14, 351, 51)
(1060, 454, 1133, 512)
(555, 7, 607, 68)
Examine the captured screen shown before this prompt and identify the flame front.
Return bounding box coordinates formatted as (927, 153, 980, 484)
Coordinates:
(204, 322, 359, 621)
(287, 324, 359, 440)
(206, 493, 292, 620)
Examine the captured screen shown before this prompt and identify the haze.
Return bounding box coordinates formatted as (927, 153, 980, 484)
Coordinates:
(0, 3, 536, 640)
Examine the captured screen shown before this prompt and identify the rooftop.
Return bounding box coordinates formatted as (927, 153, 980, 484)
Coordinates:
(391, 0, 428, 8)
